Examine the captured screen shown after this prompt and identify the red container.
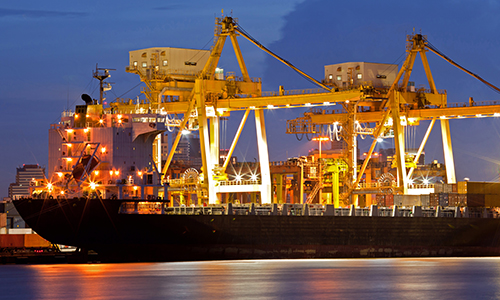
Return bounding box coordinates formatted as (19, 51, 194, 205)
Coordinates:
(385, 194, 394, 206)
(0, 234, 24, 248)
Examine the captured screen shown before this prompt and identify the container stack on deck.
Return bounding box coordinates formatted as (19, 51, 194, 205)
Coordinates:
(431, 182, 500, 208)
(374, 182, 500, 208)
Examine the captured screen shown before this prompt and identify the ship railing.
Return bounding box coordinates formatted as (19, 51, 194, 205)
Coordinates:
(358, 182, 397, 189)
(118, 202, 164, 215)
(378, 208, 395, 217)
(309, 204, 326, 216)
(117, 201, 500, 218)
(408, 184, 435, 189)
(279, 204, 326, 216)
(334, 207, 372, 216)
(162, 205, 226, 215)
(218, 180, 261, 186)
(231, 205, 251, 215)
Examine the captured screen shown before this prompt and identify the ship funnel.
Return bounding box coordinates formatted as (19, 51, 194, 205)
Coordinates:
(81, 94, 93, 105)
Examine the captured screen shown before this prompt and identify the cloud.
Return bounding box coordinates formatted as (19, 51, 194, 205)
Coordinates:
(0, 8, 87, 19)
(153, 5, 185, 11)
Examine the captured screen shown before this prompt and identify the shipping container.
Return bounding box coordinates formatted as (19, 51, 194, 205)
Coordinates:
(429, 193, 440, 207)
(24, 234, 51, 248)
(375, 194, 385, 207)
(457, 194, 467, 206)
(448, 193, 459, 206)
(8, 228, 32, 234)
(394, 194, 402, 206)
(456, 181, 500, 195)
(394, 195, 421, 207)
(465, 194, 485, 207)
(0, 213, 6, 228)
(420, 194, 430, 207)
(485, 194, 500, 207)
(385, 194, 394, 206)
(0, 234, 51, 248)
(457, 181, 467, 194)
(439, 193, 449, 207)
(0, 234, 24, 248)
(451, 184, 458, 193)
(434, 183, 444, 193)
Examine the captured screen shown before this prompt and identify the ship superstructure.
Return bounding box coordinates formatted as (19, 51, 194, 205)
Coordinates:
(41, 66, 170, 200)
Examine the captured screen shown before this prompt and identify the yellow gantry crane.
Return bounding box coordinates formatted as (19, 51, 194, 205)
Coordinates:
(151, 16, 372, 204)
(124, 16, 500, 205)
(287, 33, 500, 201)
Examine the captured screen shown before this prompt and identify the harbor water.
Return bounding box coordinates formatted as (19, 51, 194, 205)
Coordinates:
(2, 258, 500, 299)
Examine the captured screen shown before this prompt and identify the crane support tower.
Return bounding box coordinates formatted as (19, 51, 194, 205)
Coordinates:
(126, 16, 500, 205)
(287, 33, 500, 203)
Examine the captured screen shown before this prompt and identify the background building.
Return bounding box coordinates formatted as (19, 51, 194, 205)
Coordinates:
(4, 164, 45, 230)
(8, 164, 45, 200)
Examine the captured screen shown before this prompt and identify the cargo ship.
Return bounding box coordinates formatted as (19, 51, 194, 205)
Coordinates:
(13, 16, 500, 262)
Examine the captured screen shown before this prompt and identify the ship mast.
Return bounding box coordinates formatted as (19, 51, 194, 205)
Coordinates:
(93, 64, 115, 104)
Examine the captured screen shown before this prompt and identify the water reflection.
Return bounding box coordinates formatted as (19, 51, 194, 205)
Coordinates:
(1, 258, 500, 299)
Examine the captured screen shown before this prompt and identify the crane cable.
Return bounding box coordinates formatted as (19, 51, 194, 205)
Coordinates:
(235, 23, 332, 92)
(425, 41, 500, 94)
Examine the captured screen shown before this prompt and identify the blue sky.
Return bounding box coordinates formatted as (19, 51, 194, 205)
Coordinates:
(1, 0, 500, 197)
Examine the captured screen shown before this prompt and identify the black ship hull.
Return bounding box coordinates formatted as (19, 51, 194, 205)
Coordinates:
(14, 198, 500, 262)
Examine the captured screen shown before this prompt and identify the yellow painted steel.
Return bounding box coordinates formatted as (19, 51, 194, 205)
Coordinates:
(287, 33, 500, 199)
(407, 118, 436, 180)
(133, 17, 500, 204)
(221, 109, 250, 172)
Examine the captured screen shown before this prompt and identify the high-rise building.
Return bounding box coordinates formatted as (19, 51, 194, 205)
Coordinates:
(171, 133, 202, 168)
(8, 164, 46, 200)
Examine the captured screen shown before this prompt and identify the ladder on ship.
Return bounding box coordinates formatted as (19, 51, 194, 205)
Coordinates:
(306, 182, 322, 204)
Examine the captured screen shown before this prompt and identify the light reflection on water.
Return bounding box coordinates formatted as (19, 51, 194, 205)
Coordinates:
(1, 257, 500, 299)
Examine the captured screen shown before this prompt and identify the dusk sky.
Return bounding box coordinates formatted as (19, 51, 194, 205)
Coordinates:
(1, 0, 500, 197)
